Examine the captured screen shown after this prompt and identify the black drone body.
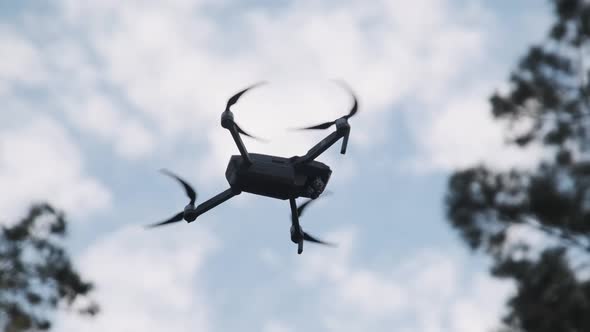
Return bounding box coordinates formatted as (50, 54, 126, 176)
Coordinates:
(148, 81, 358, 254)
(225, 153, 331, 200)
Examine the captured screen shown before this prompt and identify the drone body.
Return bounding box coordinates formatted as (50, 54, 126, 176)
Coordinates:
(225, 153, 331, 200)
(148, 81, 358, 254)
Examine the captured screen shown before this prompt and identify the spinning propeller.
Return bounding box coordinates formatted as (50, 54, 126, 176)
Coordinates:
(297, 80, 358, 131)
(293, 193, 336, 247)
(223, 81, 267, 141)
(146, 169, 198, 228)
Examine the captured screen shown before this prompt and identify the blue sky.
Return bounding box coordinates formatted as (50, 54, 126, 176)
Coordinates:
(1, 0, 551, 331)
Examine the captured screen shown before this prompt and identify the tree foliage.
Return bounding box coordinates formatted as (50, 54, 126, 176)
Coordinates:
(0, 203, 98, 332)
(446, 0, 590, 331)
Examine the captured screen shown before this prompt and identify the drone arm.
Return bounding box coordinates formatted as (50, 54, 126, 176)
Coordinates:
(221, 111, 252, 164)
(340, 130, 350, 154)
(294, 120, 351, 164)
(228, 124, 252, 164)
(189, 188, 239, 222)
(289, 198, 304, 254)
(298, 131, 342, 164)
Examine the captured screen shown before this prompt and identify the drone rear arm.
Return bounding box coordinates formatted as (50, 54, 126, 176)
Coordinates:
(228, 125, 252, 164)
(222, 111, 252, 165)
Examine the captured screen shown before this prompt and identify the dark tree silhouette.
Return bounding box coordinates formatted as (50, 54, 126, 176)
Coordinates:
(446, 0, 590, 331)
(0, 203, 98, 332)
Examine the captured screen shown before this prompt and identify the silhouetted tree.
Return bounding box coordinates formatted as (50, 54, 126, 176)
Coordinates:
(446, 0, 590, 331)
(0, 203, 98, 332)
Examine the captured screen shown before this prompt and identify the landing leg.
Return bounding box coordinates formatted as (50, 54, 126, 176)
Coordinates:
(289, 198, 304, 254)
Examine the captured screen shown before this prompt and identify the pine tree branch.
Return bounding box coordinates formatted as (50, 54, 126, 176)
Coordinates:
(523, 218, 590, 252)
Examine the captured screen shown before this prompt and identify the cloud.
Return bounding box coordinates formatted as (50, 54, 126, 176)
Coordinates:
(1, 0, 496, 182)
(0, 2, 531, 329)
(0, 116, 111, 222)
(55, 225, 218, 332)
(406, 92, 545, 173)
(0, 26, 155, 162)
(403, 3, 553, 174)
(0, 26, 48, 87)
(263, 320, 294, 332)
(292, 228, 513, 332)
(2, 0, 550, 180)
(62, 92, 155, 160)
(55, 226, 513, 332)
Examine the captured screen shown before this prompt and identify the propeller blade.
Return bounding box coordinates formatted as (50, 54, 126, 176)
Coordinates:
(298, 120, 336, 130)
(303, 232, 336, 247)
(160, 169, 197, 205)
(224, 82, 267, 141)
(145, 211, 184, 228)
(296, 199, 314, 217)
(297, 191, 332, 217)
(345, 92, 358, 119)
(234, 122, 267, 142)
(295, 81, 358, 131)
(225, 81, 267, 112)
(331, 80, 359, 119)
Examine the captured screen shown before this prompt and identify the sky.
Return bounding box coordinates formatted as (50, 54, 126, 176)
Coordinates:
(0, 0, 552, 331)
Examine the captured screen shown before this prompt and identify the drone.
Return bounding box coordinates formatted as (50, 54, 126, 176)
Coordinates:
(147, 81, 358, 254)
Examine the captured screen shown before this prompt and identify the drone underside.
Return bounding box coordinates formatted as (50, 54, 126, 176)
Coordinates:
(225, 153, 331, 200)
(147, 81, 358, 255)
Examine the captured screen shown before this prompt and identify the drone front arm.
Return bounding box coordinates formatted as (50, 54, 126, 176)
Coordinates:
(294, 120, 350, 164)
(289, 198, 301, 229)
(289, 198, 304, 254)
(296, 131, 342, 164)
(187, 188, 239, 222)
(340, 130, 350, 154)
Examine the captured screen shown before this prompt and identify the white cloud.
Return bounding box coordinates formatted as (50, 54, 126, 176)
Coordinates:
(0, 0, 496, 181)
(403, 3, 553, 174)
(0, 2, 547, 332)
(259, 247, 282, 268)
(63, 92, 156, 160)
(407, 92, 545, 173)
(0, 116, 111, 222)
(55, 225, 218, 332)
(0, 27, 155, 162)
(0, 27, 47, 86)
(293, 228, 513, 332)
(53, 225, 513, 332)
(2, 0, 549, 179)
(263, 320, 294, 332)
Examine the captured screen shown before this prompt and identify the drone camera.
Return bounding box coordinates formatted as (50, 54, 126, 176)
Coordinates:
(306, 177, 326, 199)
